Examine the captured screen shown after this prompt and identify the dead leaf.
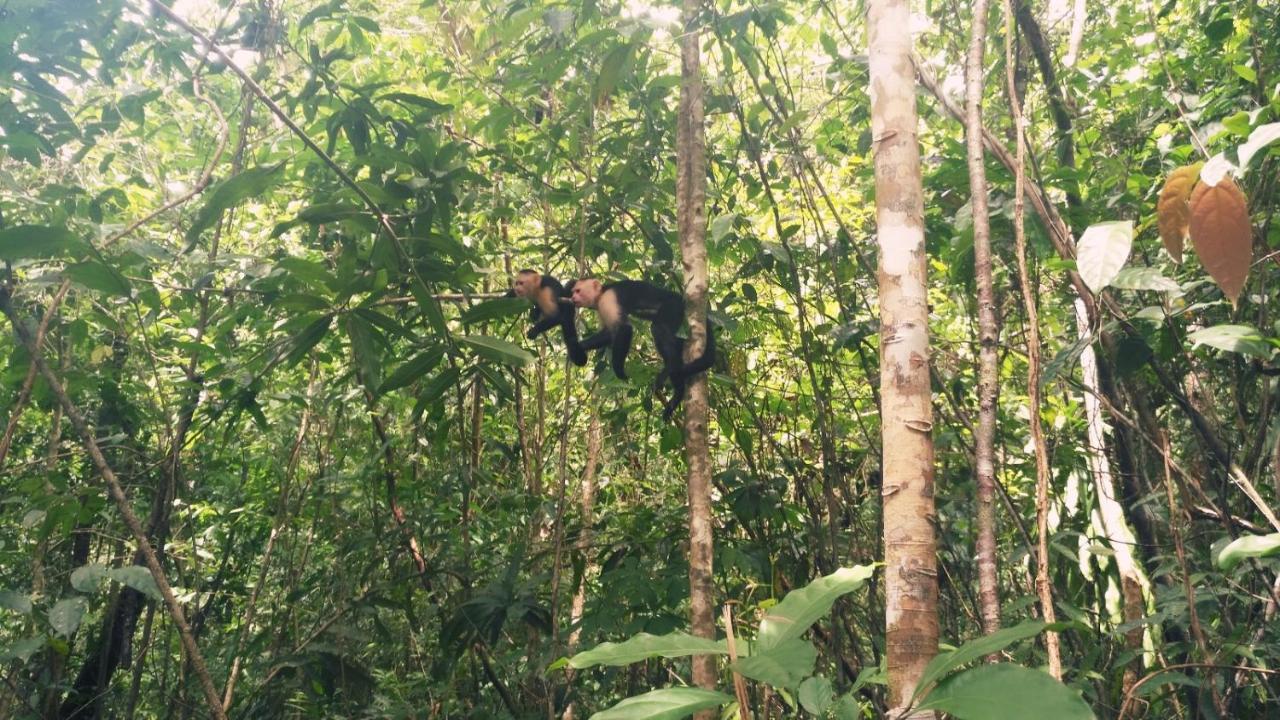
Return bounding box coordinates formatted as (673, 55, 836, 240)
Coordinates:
(1189, 176, 1252, 303)
(1156, 163, 1201, 262)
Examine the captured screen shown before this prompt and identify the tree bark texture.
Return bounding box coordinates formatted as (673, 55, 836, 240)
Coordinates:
(867, 0, 940, 712)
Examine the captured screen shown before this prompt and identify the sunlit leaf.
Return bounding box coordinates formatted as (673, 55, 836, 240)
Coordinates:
(757, 566, 874, 651)
(589, 687, 731, 720)
(49, 598, 87, 637)
(108, 566, 162, 601)
(1110, 267, 1181, 292)
(0, 590, 32, 615)
(1216, 533, 1280, 571)
(799, 675, 834, 714)
(916, 621, 1048, 697)
(1186, 324, 1270, 359)
(734, 637, 817, 689)
(185, 164, 285, 248)
(0, 225, 84, 261)
(461, 335, 535, 367)
(70, 564, 110, 593)
(1076, 221, 1133, 292)
(567, 632, 727, 669)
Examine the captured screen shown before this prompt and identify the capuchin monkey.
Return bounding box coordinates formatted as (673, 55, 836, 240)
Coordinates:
(509, 270, 588, 366)
(569, 278, 715, 420)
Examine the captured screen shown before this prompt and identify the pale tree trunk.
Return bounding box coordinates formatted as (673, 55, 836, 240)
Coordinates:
(561, 415, 602, 720)
(1074, 299, 1148, 694)
(677, 0, 717, 706)
(867, 1, 939, 713)
(1064, 0, 1087, 66)
(1003, 0, 1062, 678)
(964, 0, 1002, 639)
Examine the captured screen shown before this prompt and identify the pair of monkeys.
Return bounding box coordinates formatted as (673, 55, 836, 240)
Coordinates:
(509, 269, 715, 420)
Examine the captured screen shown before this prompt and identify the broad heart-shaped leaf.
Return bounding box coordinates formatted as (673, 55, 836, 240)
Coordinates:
(461, 335, 535, 367)
(184, 164, 285, 248)
(567, 632, 727, 669)
(1189, 177, 1252, 303)
(1216, 533, 1280, 571)
(459, 297, 527, 325)
(49, 597, 87, 637)
(799, 675, 834, 714)
(108, 566, 161, 600)
(0, 637, 45, 663)
(1156, 163, 1201, 262)
(1076, 221, 1133, 293)
(0, 590, 33, 615)
(915, 620, 1047, 697)
(732, 637, 817, 689)
(0, 224, 84, 261)
(756, 566, 874, 651)
(918, 663, 1094, 720)
(70, 563, 110, 593)
(1186, 324, 1271, 360)
(1110, 267, 1181, 293)
(379, 346, 445, 394)
(589, 687, 731, 720)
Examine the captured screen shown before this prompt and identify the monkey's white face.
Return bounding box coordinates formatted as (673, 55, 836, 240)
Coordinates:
(571, 279, 602, 308)
(513, 272, 539, 299)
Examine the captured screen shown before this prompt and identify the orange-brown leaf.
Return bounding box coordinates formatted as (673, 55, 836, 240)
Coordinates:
(1156, 163, 1201, 262)
(1189, 177, 1252, 303)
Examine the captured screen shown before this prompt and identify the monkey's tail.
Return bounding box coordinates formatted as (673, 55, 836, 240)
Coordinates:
(680, 324, 716, 377)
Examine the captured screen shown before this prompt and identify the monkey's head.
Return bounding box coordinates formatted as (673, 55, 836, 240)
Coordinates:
(570, 278, 603, 308)
(512, 269, 541, 299)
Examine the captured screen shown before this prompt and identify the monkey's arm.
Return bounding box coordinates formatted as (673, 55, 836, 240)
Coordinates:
(527, 313, 560, 339)
(610, 322, 633, 380)
(580, 329, 612, 351)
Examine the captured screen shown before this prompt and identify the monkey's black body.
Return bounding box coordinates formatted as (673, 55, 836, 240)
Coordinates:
(512, 275, 587, 366)
(579, 280, 715, 420)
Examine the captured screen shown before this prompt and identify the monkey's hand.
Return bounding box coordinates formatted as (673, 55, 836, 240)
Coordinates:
(526, 327, 539, 340)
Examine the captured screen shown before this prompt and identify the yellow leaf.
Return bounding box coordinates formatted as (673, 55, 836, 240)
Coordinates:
(1156, 163, 1202, 263)
(1189, 177, 1252, 304)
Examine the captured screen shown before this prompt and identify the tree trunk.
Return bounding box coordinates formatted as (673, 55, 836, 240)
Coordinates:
(964, 0, 1002, 639)
(677, 0, 717, 707)
(866, 0, 939, 713)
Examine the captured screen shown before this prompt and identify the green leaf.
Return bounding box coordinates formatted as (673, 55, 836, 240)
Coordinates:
(1237, 121, 1280, 171)
(1041, 333, 1093, 388)
(1186, 324, 1271, 359)
(757, 566, 874, 651)
(0, 590, 33, 615)
(347, 316, 382, 390)
(594, 43, 635, 106)
(49, 597, 87, 637)
(460, 297, 528, 325)
(285, 315, 334, 366)
(461, 335, 535, 367)
(1076, 221, 1133, 292)
(589, 687, 731, 720)
(0, 225, 84, 261)
(419, 365, 461, 405)
(1216, 533, 1280, 571)
(70, 563, 110, 593)
(568, 632, 727, 669)
(379, 92, 453, 116)
(833, 693, 861, 719)
(1110, 267, 1180, 293)
(0, 636, 45, 663)
(63, 261, 132, 296)
(734, 637, 817, 689)
(380, 346, 445, 394)
(916, 621, 1048, 696)
(108, 566, 162, 601)
(799, 675, 834, 714)
(918, 664, 1094, 720)
(185, 164, 285, 247)
(710, 213, 737, 243)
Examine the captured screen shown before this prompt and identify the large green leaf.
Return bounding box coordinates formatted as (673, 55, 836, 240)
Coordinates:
(1217, 533, 1280, 571)
(380, 346, 446, 394)
(756, 565, 874, 651)
(1186, 324, 1271, 359)
(733, 637, 817, 689)
(915, 621, 1048, 696)
(589, 687, 731, 720)
(461, 335, 535, 367)
(285, 315, 334, 366)
(1110, 267, 1180, 293)
(49, 597, 87, 637)
(70, 563, 109, 593)
(1076, 221, 1133, 292)
(185, 164, 285, 247)
(917, 664, 1094, 720)
(460, 297, 528, 325)
(64, 260, 131, 296)
(0, 590, 32, 615)
(0, 637, 45, 663)
(567, 632, 727, 669)
(798, 675, 834, 714)
(108, 566, 162, 601)
(0, 225, 84, 261)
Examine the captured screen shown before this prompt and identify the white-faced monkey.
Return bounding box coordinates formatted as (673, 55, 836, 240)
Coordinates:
(509, 269, 588, 366)
(569, 278, 715, 420)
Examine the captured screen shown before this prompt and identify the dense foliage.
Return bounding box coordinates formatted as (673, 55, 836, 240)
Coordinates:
(1, 0, 1278, 717)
